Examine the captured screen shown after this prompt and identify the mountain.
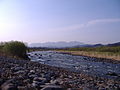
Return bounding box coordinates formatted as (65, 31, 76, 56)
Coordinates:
(29, 41, 120, 48)
(107, 42, 120, 47)
(71, 44, 104, 48)
(29, 41, 85, 48)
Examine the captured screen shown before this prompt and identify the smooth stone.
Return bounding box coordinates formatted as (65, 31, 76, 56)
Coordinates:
(13, 67, 24, 72)
(32, 81, 40, 87)
(30, 70, 35, 73)
(1, 79, 15, 85)
(41, 85, 65, 90)
(0, 78, 4, 86)
(32, 81, 45, 88)
(50, 79, 61, 85)
(33, 77, 46, 82)
(33, 77, 47, 85)
(17, 86, 27, 90)
(43, 73, 52, 81)
(23, 79, 31, 84)
(29, 74, 38, 80)
(106, 72, 118, 76)
(14, 70, 25, 75)
(1, 83, 18, 90)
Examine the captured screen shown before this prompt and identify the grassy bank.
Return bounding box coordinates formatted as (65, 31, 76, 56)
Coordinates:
(56, 46, 120, 61)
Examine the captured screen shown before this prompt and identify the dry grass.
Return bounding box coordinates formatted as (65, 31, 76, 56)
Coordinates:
(56, 50, 120, 61)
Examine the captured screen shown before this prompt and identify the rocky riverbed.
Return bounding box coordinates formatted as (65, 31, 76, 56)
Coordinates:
(0, 56, 120, 90)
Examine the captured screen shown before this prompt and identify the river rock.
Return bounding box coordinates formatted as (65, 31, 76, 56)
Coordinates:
(13, 67, 24, 72)
(30, 70, 35, 73)
(29, 74, 38, 80)
(41, 85, 65, 90)
(14, 70, 25, 75)
(1, 79, 18, 90)
(106, 72, 118, 76)
(1, 83, 18, 90)
(32, 81, 40, 87)
(0, 78, 4, 86)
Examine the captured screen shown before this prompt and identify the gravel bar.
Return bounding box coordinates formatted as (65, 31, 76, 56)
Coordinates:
(0, 56, 120, 90)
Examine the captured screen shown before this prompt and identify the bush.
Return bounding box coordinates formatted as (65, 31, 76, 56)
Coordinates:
(3, 41, 28, 59)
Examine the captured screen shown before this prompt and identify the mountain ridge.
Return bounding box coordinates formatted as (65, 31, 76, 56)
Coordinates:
(29, 41, 120, 48)
(29, 41, 84, 48)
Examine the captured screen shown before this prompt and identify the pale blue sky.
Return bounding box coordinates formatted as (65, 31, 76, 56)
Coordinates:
(0, 0, 120, 44)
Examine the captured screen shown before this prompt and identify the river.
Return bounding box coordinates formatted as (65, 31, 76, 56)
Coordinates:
(28, 51, 120, 79)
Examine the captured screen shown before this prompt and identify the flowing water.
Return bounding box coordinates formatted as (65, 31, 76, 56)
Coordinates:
(28, 51, 120, 79)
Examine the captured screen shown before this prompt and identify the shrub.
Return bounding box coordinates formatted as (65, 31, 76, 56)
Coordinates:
(3, 41, 28, 59)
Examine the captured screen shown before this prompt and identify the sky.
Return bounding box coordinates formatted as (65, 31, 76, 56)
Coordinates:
(0, 0, 120, 44)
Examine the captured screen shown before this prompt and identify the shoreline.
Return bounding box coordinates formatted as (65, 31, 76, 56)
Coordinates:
(56, 50, 120, 64)
(0, 56, 120, 89)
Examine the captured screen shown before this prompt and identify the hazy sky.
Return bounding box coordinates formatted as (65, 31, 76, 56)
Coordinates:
(0, 0, 120, 44)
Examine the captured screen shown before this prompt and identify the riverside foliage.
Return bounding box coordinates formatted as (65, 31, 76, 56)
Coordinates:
(64, 46, 120, 53)
(0, 41, 28, 59)
(57, 46, 120, 60)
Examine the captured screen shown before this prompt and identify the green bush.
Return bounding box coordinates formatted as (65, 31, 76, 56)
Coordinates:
(3, 41, 28, 59)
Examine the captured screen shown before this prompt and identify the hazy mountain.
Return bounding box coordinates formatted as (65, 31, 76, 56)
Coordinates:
(71, 44, 104, 48)
(29, 41, 85, 48)
(75, 42, 120, 48)
(107, 42, 120, 47)
(29, 41, 120, 48)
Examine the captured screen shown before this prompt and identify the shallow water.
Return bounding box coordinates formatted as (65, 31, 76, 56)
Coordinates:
(28, 51, 120, 79)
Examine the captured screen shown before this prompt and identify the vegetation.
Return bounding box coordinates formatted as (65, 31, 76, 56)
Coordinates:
(1, 41, 119, 60)
(28, 46, 120, 60)
(56, 46, 120, 60)
(0, 41, 28, 59)
(63, 46, 120, 53)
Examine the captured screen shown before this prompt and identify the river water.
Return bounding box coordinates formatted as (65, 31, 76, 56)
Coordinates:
(28, 51, 120, 79)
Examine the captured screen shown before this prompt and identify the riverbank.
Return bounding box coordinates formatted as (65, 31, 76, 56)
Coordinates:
(56, 50, 120, 63)
(0, 56, 120, 89)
